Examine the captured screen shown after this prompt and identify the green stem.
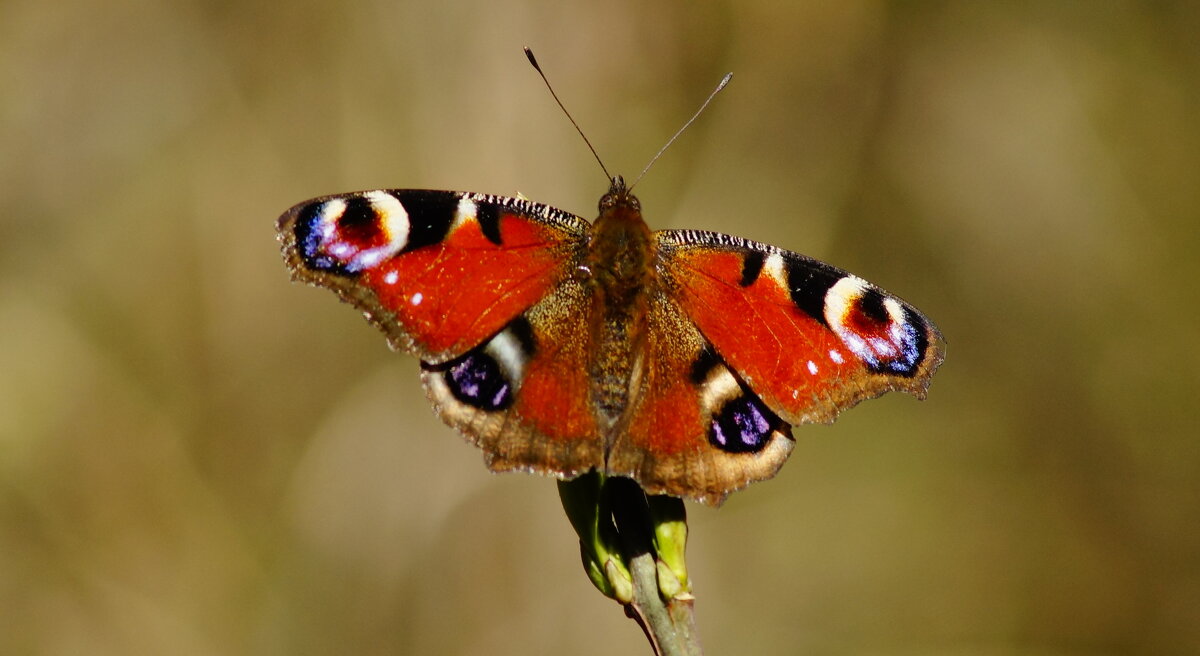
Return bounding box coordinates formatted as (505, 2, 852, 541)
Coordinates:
(559, 475, 703, 654)
(602, 478, 703, 656)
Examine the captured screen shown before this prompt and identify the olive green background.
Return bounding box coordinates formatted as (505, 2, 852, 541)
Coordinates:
(3, 1, 1197, 654)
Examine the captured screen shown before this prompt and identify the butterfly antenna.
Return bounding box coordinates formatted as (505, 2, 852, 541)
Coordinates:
(525, 47, 612, 183)
(629, 72, 732, 192)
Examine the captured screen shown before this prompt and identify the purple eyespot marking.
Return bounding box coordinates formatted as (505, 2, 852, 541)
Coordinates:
(710, 394, 776, 453)
(825, 278, 931, 378)
(446, 353, 512, 411)
(839, 303, 927, 376)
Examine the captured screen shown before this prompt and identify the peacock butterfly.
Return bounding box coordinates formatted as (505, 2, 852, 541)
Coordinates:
(278, 170, 945, 504)
(280, 54, 942, 505)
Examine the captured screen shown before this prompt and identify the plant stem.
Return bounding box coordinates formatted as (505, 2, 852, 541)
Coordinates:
(609, 479, 703, 656)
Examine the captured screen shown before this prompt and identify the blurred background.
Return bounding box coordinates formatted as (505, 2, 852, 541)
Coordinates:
(3, 1, 1198, 654)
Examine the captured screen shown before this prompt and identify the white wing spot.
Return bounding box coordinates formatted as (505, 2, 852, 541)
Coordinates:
(764, 253, 788, 287)
(807, 360, 819, 375)
(824, 275, 869, 326)
(485, 328, 528, 389)
(384, 271, 399, 285)
(884, 298, 907, 325)
(410, 291, 423, 306)
(825, 276, 880, 366)
(344, 191, 410, 271)
(454, 197, 479, 230)
(829, 349, 844, 364)
(313, 199, 349, 257)
(366, 191, 409, 246)
(316, 198, 348, 233)
(699, 366, 741, 413)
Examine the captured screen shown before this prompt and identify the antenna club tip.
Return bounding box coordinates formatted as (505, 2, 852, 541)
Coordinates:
(524, 47, 540, 69)
(719, 72, 733, 88)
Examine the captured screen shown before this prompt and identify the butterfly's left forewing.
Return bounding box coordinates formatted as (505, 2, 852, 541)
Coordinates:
(656, 230, 945, 428)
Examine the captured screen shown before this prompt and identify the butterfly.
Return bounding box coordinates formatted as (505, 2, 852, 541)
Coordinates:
(278, 172, 945, 505)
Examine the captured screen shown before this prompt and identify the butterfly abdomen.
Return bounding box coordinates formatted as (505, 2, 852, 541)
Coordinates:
(585, 183, 656, 436)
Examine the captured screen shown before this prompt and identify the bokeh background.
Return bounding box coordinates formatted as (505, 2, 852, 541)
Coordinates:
(3, 1, 1198, 654)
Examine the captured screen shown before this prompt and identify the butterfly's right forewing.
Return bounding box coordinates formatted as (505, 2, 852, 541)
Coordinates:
(656, 230, 945, 427)
(278, 189, 590, 363)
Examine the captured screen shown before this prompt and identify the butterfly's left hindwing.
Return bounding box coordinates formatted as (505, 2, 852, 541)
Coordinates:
(278, 189, 590, 362)
(656, 230, 945, 428)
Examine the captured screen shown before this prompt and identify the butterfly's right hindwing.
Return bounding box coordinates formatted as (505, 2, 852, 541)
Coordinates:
(420, 276, 604, 480)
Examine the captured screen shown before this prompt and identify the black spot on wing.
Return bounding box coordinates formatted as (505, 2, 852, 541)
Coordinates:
(507, 315, 538, 357)
(857, 287, 889, 323)
(902, 306, 932, 373)
(690, 346, 722, 385)
(338, 196, 382, 241)
(475, 201, 504, 246)
(787, 259, 842, 326)
(393, 191, 459, 252)
(739, 251, 765, 287)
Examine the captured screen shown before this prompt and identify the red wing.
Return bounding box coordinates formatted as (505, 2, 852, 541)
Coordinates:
(420, 277, 603, 479)
(278, 189, 589, 362)
(656, 230, 945, 426)
(607, 294, 794, 505)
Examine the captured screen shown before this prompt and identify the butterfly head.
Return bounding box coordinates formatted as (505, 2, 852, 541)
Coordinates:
(599, 176, 640, 215)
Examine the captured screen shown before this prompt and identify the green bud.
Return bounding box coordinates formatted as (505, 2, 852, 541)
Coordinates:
(648, 495, 690, 597)
(605, 558, 635, 604)
(559, 472, 632, 602)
